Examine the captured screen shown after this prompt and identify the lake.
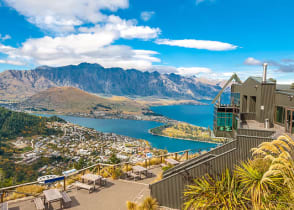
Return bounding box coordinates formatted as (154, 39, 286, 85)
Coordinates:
(150, 102, 214, 128)
(43, 104, 216, 153)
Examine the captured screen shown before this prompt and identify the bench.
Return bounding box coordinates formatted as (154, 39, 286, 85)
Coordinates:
(34, 198, 45, 210)
(0, 202, 8, 210)
(61, 191, 72, 208)
(128, 172, 141, 180)
(74, 182, 94, 193)
(100, 178, 107, 186)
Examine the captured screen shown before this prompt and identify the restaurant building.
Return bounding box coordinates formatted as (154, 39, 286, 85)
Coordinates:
(150, 64, 294, 209)
(214, 63, 294, 138)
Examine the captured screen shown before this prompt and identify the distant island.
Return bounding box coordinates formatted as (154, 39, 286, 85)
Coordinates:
(149, 122, 224, 144)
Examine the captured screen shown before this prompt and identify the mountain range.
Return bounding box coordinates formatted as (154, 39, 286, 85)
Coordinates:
(0, 63, 222, 101)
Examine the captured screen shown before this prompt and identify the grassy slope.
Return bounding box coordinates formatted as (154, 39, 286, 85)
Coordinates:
(22, 87, 149, 115)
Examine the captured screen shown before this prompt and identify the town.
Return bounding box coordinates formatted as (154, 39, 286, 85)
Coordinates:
(12, 121, 165, 175)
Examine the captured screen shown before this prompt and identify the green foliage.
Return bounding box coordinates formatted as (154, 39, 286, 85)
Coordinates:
(0, 108, 68, 187)
(184, 135, 294, 209)
(184, 169, 249, 209)
(0, 156, 68, 188)
(47, 115, 67, 123)
(0, 107, 63, 140)
(162, 164, 173, 172)
(126, 197, 159, 210)
(74, 157, 86, 170)
(109, 153, 121, 164)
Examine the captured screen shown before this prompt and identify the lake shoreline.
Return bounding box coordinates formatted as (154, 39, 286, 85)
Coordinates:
(32, 104, 217, 153)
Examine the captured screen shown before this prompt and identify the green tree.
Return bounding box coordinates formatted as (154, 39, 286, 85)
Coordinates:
(109, 153, 120, 164)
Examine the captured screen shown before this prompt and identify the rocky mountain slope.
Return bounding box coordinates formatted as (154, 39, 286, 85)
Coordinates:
(0, 63, 222, 101)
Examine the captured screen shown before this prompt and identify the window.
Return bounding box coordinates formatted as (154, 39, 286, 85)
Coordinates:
(231, 92, 240, 106)
(216, 112, 233, 131)
(275, 106, 285, 124)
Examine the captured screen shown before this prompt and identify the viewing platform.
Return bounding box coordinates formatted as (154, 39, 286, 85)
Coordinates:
(7, 168, 160, 210)
(0, 150, 192, 210)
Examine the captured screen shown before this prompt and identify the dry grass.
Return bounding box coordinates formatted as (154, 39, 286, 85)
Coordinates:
(5, 185, 46, 201)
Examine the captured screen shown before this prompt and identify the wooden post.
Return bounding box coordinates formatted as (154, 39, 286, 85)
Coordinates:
(63, 177, 66, 191)
(145, 159, 147, 168)
(1, 191, 4, 203)
(125, 163, 129, 172)
(160, 156, 163, 163)
(98, 165, 100, 175)
(185, 151, 189, 160)
(175, 153, 178, 160)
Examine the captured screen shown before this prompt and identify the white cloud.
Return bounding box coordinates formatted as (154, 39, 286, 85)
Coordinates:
(147, 65, 212, 76)
(177, 67, 212, 76)
(0, 34, 11, 41)
(140, 11, 155, 22)
(244, 57, 262, 65)
(3, 0, 129, 32)
(80, 16, 160, 40)
(0, 31, 160, 70)
(155, 39, 238, 51)
(0, 59, 26, 66)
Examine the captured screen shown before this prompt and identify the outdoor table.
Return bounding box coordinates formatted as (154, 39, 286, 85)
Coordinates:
(132, 165, 148, 178)
(81, 173, 102, 189)
(43, 189, 62, 209)
(165, 158, 180, 165)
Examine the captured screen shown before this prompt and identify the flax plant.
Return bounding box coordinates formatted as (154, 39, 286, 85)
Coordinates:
(184, 169, 249, 209)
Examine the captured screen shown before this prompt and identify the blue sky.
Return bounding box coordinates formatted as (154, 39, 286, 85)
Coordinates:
(0, 0, 293, 83)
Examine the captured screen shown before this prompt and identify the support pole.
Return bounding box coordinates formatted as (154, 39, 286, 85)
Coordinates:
(1, 191, 4, 203)
(63, 177, 66, 191)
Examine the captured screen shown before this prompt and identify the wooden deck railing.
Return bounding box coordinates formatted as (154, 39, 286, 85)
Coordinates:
(0, 149, 191, 203)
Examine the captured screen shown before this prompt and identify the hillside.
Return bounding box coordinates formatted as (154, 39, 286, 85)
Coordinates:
(20, 86, 150, 115)
(0, 107, 64, 140)
(0, 63, 222, 101)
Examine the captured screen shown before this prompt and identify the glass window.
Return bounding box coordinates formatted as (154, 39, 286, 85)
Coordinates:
(231, 92, 240, 106)
(216, 111, 233, 131)
(275, 106, 285, 124)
